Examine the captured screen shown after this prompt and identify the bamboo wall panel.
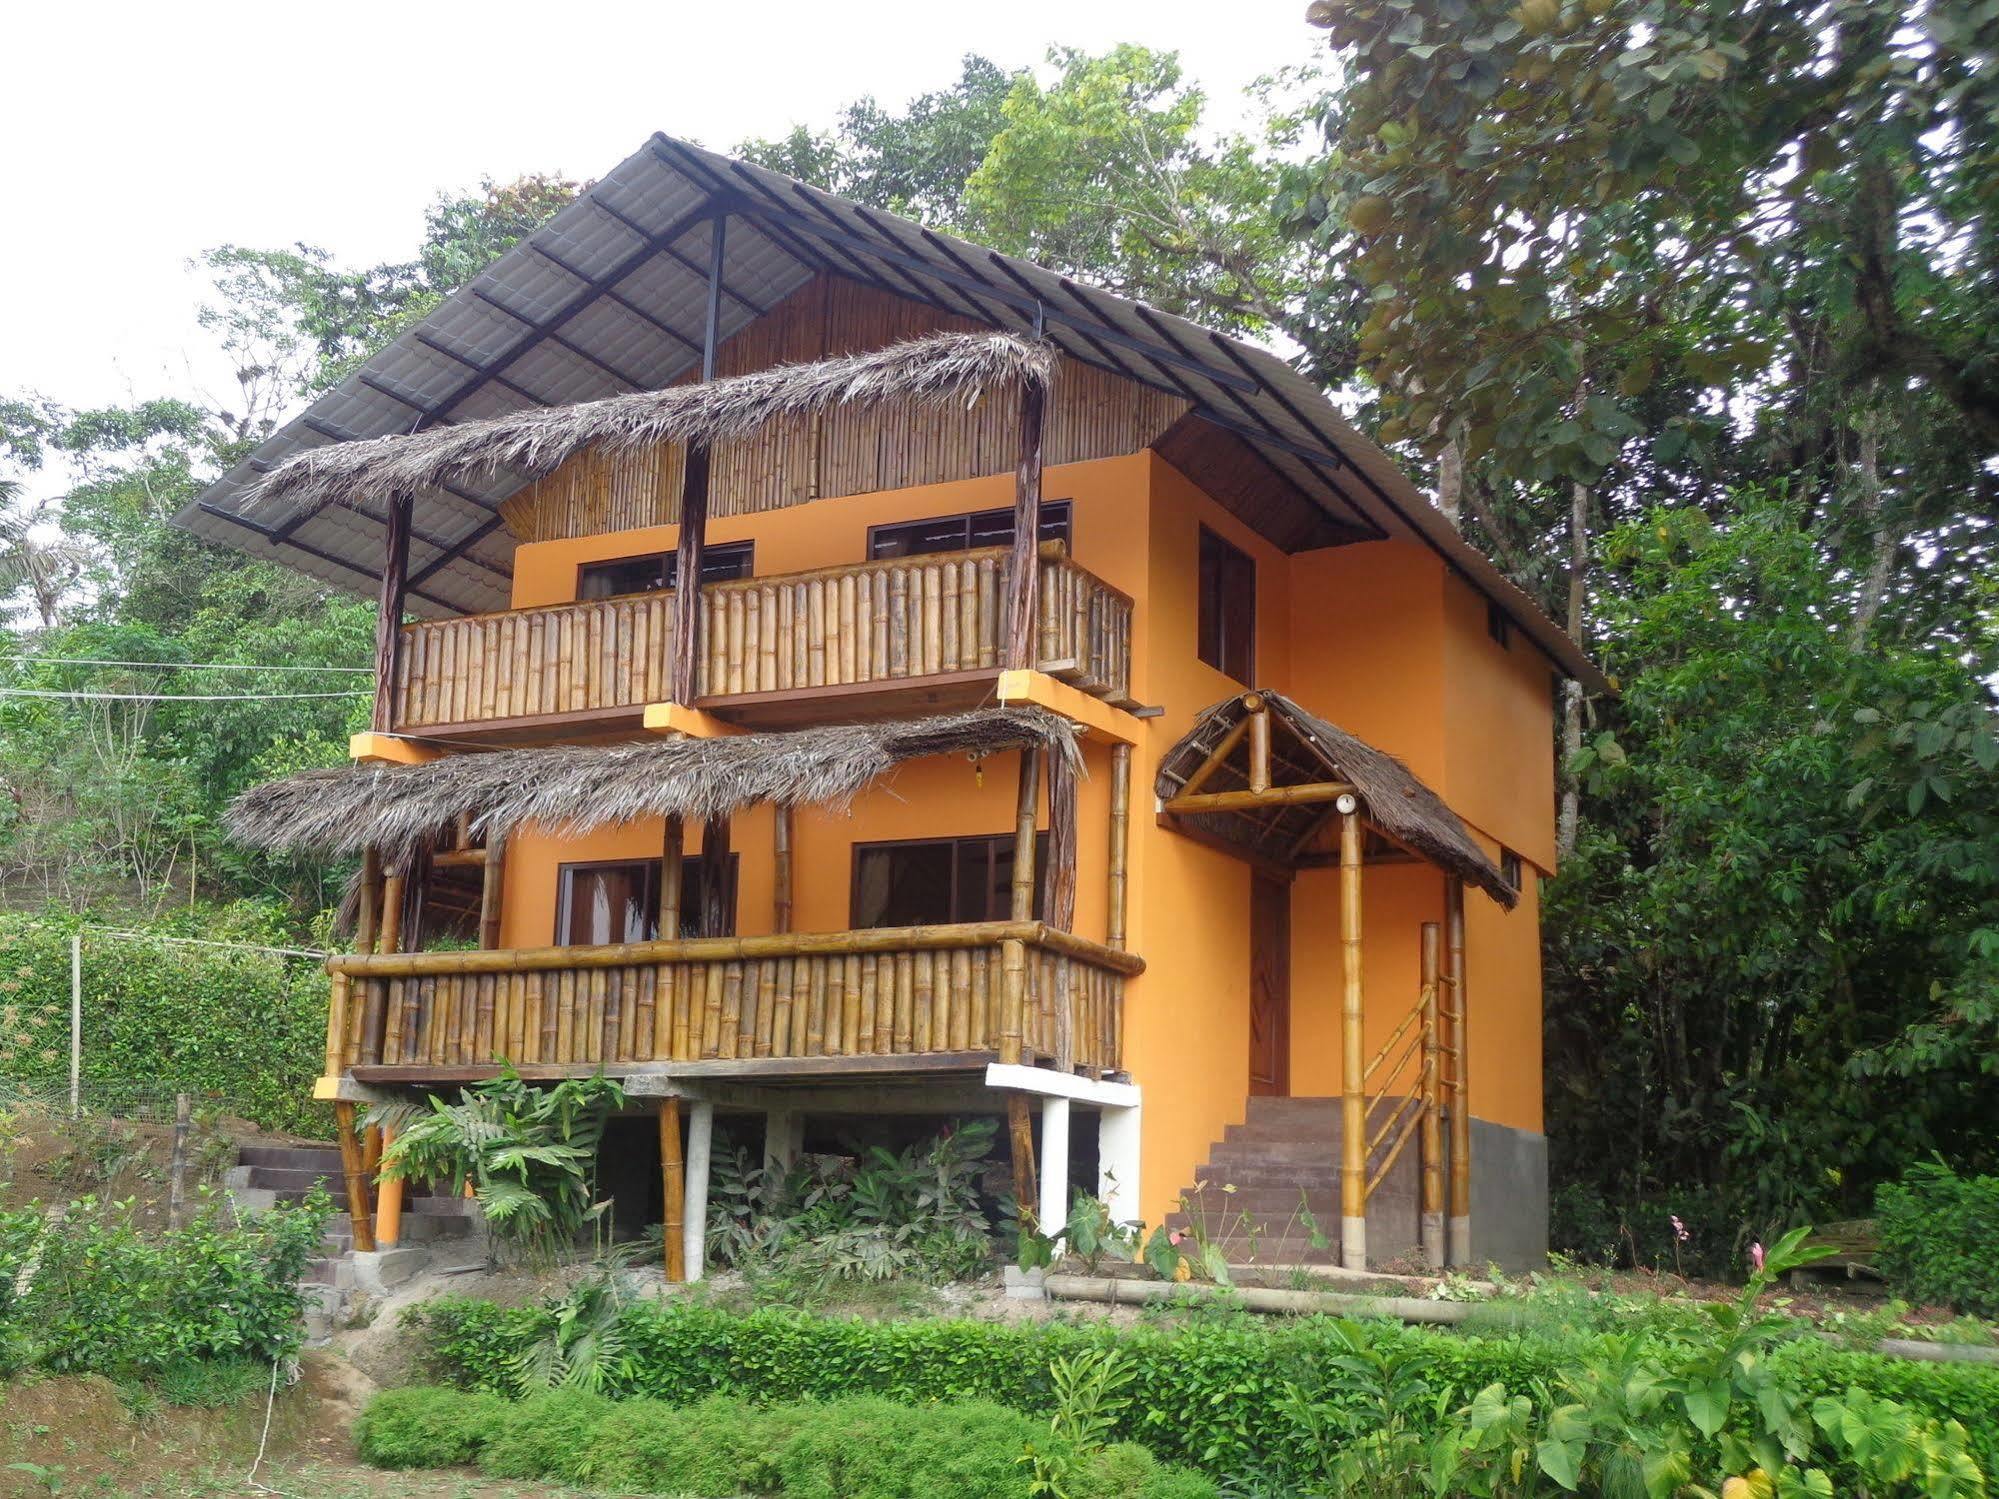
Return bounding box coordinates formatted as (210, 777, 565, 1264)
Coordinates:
(499, 276, 1189, 543)
(327, 927, 1127, 1077)
(393, 546, 1132, 728)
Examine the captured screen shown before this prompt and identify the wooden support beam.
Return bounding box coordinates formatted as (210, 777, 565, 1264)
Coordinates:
(1002, 377, 1046, 671)
(1003, 746, 1042, 1224)
(1163, 782, 1355, 816)
(1044, 747, 1078, 1072)
(1339, 810, 1366, 1271)
(358, 848, 382, 955)
(699, 816, 732, 938)
(1445, 877, 1471, 1267)
(659, 816, 685, 940)
(478, 831, 507, 951)
(370, 493, 411, 734)
(379, 872, 407, 955)
(1010, 749, 1041, 924)
(1106, 743, 1131, 952)
(1419, 921, 1444, 1267)
(671, 444, 711, 706)
(772, 804, 794, 935)
(1247, 694, 1271, 794)
(1175, 714, 1253, 800)
(660, 1097, 686, 1283)
(333, 1101, 377, 1254)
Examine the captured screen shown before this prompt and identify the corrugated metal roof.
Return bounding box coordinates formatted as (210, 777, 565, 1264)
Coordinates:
(176, 133, 1603, 686)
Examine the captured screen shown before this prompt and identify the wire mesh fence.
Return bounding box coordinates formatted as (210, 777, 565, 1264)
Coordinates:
(0, 1075, 232, 1124)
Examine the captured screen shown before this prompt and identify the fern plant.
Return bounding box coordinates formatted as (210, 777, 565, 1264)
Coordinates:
(367, 1067, 624, 1267)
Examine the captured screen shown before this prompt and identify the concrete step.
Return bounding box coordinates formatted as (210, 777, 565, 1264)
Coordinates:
(244, 1165, 344, 1193)
(1195, 1163, 1346, 1189)
(238, 1144, 344, 1171)
(1168, 1187, 1341, 1215)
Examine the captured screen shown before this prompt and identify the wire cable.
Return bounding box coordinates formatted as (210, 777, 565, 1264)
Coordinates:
(0, 687, 366, 702)
(0, 655, 371, 673)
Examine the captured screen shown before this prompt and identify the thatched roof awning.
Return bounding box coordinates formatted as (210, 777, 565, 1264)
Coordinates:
(1155, 691, 1516, 907)
(246, 331, 1054, 512)
(228, 706, 1077, 865)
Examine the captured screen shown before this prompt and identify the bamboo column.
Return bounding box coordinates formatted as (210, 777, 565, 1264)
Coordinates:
(700, 817, 732, 938)
(478, 831, 507, 951)
(660, 1097, 686, 1283)
(1001, 748, 1041, 1225)
(772, 804, 794, 934)
(1246, 695, 1271, 794)
(1418, 921, 1444, 1267)
(1106, 743, 1131, 952)
(357, 847, 383, 955)
(370, 493, 411, 733)
(374, 1126, 404, 1249)
(1001, 374, 1047, 671)
(333, 1101, 377, 1254)
(659, 816, 685, 940)
(1339, 809, 1366, 1270)
(1444, 878, 1472, 1266)
(324, 973, 351, 1077)
(669, 214, 726, 707)
(1044, 748, 1078, 1072)
(360, 861, 407, 1065)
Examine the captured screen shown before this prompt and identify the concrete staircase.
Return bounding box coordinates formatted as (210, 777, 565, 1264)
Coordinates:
(226, 1142, 485, 1306)
(1165, 1096, 1420, 1269)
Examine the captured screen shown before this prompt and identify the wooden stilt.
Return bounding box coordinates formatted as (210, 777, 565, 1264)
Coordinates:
(660, 1097, 686, 1282)
(1106, 743, 1131, 952)
(1419, 921, 1444, 1267)
(1339, 810, 1366, 1270)
(772, 804, 794, 935)
(659, 816, 684, 940)
(334, 1101, 377, 1254)
(1445, 878, 1472, 1266)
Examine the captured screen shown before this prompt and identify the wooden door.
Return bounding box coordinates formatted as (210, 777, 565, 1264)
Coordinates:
(1249, 873, 1291, 1096)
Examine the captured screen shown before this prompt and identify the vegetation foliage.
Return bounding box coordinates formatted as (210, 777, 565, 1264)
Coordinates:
(1876, 1161, 1999, 1320)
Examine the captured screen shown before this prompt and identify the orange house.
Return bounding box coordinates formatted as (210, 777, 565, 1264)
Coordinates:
(187, 136, 1602, 1274)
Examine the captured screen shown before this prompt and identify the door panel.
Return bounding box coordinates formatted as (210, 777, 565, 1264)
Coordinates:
(1249, 873, 1291, 1096)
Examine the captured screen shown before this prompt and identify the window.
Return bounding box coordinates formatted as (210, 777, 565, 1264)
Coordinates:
(1197, 526, 1256, 682)
(867, 501, 1071, 560)
(851, 833, 1050, 928)
(555, 856, 736, 944)
(1499, 848, 1524, 893)
(1487, 600, 1513, 649)
(576, 541, 754, 600)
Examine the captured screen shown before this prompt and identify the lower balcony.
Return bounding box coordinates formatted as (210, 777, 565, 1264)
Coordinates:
(325, 922, 1136, 1085)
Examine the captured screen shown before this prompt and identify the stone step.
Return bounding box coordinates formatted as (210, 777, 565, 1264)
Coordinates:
(1168, 1187, 1341, 1215)
(244, 1165, 344, 1193)
(238, 1144, 344, 1171)
(1195, 1163, 1346, 1189)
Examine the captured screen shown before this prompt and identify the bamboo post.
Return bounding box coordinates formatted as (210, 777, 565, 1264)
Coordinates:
(1001, 375, 1047, 671)
(1246, 694, 1271, 794)
(374, 1126, 404, 1248)
(1010, 749, 1040, 924)
(68, 933, 80, 1119)
(1003, 748, 1042, 1226)
(1419, 921, 1444, 1267)
(660, 816, 685, 940)
(325, 973, 351, 1078)
(1044, 748, 1078, 1072)
(1107, 743, 1131, 952)
(1445, 878, 1472, 1267)
(379, 870, 406, 954)
(166, 1091, 191, 1229)
(669, 214, 725, 706)
(478, 831, 507, 951)
(660, 1097, 686, 1283)
(772, 804, 794, 935)
(371, 492, 411, 733)
(358, 847, 383, 955)
(1339, 808, 1366, 1270)
(333, 1102, 377, 1254)
(700, 817, 732, 938)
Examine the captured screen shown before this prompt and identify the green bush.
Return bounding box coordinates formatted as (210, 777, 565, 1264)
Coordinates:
(1877, 1159, 1999, 1317)
(0, 1191, 330, 1375)
(408, 1295, 1999, 1486)
(356, 1387, 1217, 1497)
(0, 914, 330, 1136)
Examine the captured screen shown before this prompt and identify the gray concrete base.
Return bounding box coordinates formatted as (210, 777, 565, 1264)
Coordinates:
(1003, 1265, 1047, 1301)
(351, 1246, 432, 1295)
(1468, 1119, 1547, 1272)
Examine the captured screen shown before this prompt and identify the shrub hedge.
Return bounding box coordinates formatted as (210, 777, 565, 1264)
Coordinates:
(1877, 1159, 1999, 1318)
(355, 1386, 1217, 1498)
(408, 1298, 1999, 1484)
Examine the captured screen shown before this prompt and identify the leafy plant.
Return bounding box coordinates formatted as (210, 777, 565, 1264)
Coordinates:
(505, 1268, 635, 1397)
(1877, 1160, 1999, 1318)
(368, 1066, 623, 1267)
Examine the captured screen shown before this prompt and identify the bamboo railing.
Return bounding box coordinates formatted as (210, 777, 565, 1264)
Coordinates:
(324, 922, 1137, 1078)
(391, 544, 1132, 730)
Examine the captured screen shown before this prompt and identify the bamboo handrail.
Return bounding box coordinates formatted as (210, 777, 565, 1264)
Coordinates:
(1366, 1096, 1424, 1198)
(1362, 995, 1426, 1085)
(326, 920, 1146, 979)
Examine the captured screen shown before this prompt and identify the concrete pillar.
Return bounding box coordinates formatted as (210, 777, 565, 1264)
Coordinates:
(1098, 1101, 1141, 1227)
(763, 1108, 804, 1174)
(683, 1101, 713, 1282)
(1037, 1097, 1071, 1242)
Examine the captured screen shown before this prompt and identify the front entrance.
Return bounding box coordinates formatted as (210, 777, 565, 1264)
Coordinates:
(1249, 872, 1291, 1096)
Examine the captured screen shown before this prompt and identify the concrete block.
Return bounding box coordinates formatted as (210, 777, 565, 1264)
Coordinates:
(1003, 1265, 1047, 1301)
(350, 1246, 431, 1294)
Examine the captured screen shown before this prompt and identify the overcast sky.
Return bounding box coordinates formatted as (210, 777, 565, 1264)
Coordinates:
(4, 1, 1318, 422)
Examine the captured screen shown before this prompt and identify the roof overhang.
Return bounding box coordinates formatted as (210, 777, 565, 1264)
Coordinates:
(177, 133, 1605, 689)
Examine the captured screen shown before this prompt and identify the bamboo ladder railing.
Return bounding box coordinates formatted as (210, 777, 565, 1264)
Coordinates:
(389, 543, 1133, 730)
(1356, 921, 1448, 1266)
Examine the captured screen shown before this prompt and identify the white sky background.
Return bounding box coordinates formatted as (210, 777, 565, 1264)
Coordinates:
(3, 1, 1320, 422)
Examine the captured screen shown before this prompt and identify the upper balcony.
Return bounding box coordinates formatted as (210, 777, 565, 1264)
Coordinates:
(388, 542, 1133, 742)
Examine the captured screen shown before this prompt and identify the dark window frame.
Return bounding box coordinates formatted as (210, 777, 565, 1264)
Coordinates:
(554, 853, 740, 944)
(1196, 524, 1257, 683)
(848, 831, 1051, 929)
(575, 540, 755, 601)
(1499, 848, 1524, 893)
(865, 500, 1072, 561)
(1486, 600, 1513, 650)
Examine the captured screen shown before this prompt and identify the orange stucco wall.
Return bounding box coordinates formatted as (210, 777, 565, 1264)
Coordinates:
(486, 445, 1556, 1231)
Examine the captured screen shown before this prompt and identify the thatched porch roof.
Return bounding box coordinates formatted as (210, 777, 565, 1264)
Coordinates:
(227, 706, 1077, 866)
(1154, 691, 1516, 907)
(246, 330, 1054, 512)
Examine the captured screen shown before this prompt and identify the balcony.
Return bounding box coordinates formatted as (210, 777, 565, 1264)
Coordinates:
(389, 544, 1133, 740)
(325, 922, 1137, 1084)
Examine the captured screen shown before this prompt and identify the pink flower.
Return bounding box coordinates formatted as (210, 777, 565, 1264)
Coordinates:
(1169, 1230, 1185, 1247)
(1750, 1242, 1765, 1272)
(1670, 1214, 1690, 1243)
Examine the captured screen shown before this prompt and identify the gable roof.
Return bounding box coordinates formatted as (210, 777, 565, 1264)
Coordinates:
(175, 133, 1604, 689)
